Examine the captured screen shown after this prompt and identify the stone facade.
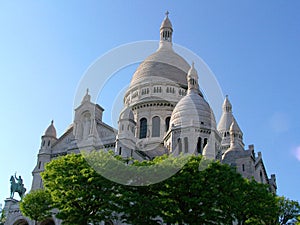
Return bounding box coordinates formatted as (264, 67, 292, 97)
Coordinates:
(4, 13, 276, 225)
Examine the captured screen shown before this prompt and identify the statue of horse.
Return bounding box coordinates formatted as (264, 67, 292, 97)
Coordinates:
(10, 176, 26, 199)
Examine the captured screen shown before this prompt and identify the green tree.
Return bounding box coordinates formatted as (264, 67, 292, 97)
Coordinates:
(39, 151, 281, 225)
(277, 196, 300, 225)
(114, 155, 278, 225)
(159, 156, 245, 224)
(113, 155, 184, 225)
(41, 153, 117, 225)
(234, 179, 279, 225)
(0, 209, 6, 225)
(19, 189, 53, 225)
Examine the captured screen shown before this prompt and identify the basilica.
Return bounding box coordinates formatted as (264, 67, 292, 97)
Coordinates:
(4, 13, 276, 225)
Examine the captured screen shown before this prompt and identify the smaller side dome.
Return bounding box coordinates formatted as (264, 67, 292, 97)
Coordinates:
(222, 121, 244, 161)
(44, 120, 57, 138)
(170, 63, 216, 129)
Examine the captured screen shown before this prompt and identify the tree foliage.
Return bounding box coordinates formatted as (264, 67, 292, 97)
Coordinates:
(112, 155, 279, 225)
(0, 209, 6, 225)
(277, 196, 300, 225)
(38, 151, 286, 225)
(19, 189, 53, 224)
(41, 153, 117, 225)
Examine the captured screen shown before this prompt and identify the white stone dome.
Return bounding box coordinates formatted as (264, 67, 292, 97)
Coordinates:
(170, 91, 216, 129)
(44, 120, 57, 138)
(130, 45, 190, 88)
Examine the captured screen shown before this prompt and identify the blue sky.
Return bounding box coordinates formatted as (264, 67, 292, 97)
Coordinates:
(0, 1, 299, 206)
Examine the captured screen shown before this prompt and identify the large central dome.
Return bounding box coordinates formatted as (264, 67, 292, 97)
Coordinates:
(130, 45, 190, 87)
(129, 12, 190, 88)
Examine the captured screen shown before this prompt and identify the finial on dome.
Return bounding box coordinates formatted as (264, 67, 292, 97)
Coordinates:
(160, 11, 173, 45)
(86, 88, 89, 95)
(51, 120, 54, 125)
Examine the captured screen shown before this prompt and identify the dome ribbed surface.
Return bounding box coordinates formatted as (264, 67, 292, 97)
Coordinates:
(130, 46, 190, 87)
(170, 92, 216, 129)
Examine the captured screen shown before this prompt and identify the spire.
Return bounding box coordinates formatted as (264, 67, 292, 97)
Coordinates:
(222, 95, 232, 113)
(81, 88, 91, 103)
(187, 62, 201, 95)
(160, 11, 173, 45)
(218, 95, 244, 149)
(218, 95, 236, 131)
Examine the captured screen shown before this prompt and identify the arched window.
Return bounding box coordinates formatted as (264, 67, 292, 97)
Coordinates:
(203, 138, 208, 148)
(139, 118, 147, 139)
(197, 137, 202, 154)
(184, 137, 188, 153)
(165, 117, 171, 132)
(47, 140, 50, 146)
(152, 116, 160, 137)
(178, 138, 182, 153)
(260, 170, 263, 183)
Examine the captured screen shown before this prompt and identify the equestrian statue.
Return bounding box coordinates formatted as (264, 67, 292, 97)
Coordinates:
(10, 172, 26, 199)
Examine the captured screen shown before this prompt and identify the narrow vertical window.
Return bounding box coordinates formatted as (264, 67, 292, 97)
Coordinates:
(242, 164, 245, 171)
(139, 118, 147, 139)
(178, 138, 182, 153)
(152, 116, 160, 137)
(197, 137, 202, 154)
(165, 117, 171, 132)
(260, 170, 263, 183)
(184, 137, 188, 153)
(203, 138, 208, 148)
(119, 147, 122, 155)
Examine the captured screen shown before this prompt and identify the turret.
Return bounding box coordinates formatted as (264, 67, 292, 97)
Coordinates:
(115, 107, 136, 157)
(187, 62, 204, 97)
(217, 95, 243, 152)
(160, 11, 173, 44)
(40, 120, 57, 152)
(32, 120, 57, 190)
